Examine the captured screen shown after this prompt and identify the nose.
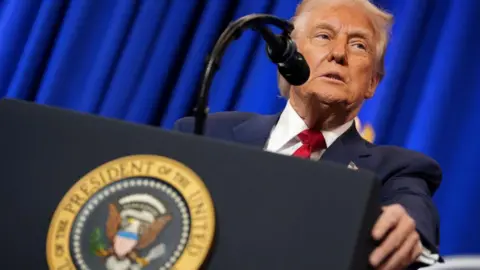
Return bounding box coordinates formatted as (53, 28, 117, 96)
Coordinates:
(327, 38, 348, 65)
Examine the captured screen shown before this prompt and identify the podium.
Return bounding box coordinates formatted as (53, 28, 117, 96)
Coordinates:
(0, 99, 380, 270)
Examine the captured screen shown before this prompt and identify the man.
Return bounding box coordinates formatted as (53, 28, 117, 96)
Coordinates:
(174, 0, 442, 269)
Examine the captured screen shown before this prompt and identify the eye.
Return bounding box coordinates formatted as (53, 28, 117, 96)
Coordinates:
(352, 42, 367, 51)
(315, 33, 331, 40)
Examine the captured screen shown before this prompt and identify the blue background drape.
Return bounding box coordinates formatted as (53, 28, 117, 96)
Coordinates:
(1, 0, 479, 257)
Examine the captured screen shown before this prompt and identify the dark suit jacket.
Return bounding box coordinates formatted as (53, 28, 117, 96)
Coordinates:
(174, 111, 443, 266)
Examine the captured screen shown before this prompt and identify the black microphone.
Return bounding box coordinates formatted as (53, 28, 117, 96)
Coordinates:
(255, 25, 310, 86)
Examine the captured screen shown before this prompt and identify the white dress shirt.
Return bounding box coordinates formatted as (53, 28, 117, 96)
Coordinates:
(264, 101, 353, 159)
(264, 101, 439, 266)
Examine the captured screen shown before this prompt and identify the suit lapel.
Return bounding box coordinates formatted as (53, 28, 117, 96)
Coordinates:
(232, 114, 280, 148)
(232, 115, 371, 167)
(321, 121, 371, 166)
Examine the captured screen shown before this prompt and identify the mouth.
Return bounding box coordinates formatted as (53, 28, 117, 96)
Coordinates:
(320, 72, 345, 83)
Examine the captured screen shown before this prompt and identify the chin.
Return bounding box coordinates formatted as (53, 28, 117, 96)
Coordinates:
(303, 81, 347, 101)
(310, 90, 348, 106)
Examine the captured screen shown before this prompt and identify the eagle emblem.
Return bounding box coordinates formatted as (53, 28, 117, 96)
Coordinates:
(90, 194, 172, 270)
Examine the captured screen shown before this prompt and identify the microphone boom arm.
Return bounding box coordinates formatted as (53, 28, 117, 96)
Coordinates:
(194, 14, 297, 135)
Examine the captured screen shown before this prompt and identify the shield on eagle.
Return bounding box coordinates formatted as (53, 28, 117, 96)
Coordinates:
(92, 194, 172, 268)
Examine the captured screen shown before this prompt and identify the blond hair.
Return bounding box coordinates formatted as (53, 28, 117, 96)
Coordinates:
(278, 0, 394, 97)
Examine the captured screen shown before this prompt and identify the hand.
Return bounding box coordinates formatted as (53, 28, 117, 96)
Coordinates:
(369, 204, 423, 270)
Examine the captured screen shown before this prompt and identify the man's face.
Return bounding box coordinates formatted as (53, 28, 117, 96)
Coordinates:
(291, 3, 380, 109)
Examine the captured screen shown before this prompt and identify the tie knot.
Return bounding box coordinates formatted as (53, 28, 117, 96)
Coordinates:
(297, 129, 326, 151)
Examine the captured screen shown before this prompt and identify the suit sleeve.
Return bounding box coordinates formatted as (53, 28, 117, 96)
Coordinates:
(172, 117, 194, 133)
(173, 119, 184, 132)
(379, 153, 442, 255)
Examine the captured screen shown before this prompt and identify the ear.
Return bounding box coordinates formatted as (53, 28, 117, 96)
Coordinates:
(365, 72, 381, 99)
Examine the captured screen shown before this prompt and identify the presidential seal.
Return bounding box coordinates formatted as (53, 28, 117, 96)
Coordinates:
(46, 155, 215, 270)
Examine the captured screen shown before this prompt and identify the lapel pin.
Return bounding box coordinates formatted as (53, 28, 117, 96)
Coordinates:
(347, 161, 358, 171)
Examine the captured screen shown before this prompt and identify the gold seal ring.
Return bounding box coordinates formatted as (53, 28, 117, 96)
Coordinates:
(46, 155, 215, 269)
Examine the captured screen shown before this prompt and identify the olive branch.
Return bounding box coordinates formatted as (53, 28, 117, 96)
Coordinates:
(89, 227, 107, 256)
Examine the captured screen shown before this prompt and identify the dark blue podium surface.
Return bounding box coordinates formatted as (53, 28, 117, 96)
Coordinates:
(0, 99, 380, 270)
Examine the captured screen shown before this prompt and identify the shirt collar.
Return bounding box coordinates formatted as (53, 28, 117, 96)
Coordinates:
(266, 101, 354, 152)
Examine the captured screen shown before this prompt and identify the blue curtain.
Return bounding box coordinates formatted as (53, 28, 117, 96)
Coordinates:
(1, 0, 479, 257)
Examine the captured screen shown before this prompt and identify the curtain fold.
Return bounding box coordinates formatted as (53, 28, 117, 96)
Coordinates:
(209, 0, 274, 113)
(160, 0, 237, 128)
(99, 0, 168, 119)
(0, 1, 42, 95)
(0, 0, 479, 256)
(5, 1, 66, 100)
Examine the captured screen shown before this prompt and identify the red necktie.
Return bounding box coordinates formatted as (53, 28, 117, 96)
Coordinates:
(292, 129, 327, 159)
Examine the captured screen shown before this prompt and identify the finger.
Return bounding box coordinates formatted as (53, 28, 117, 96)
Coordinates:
(372, 205, 404, 240)
(409, 240, 423, 262)
(378, 232, 420, 270)
(370, 215, 416, 267)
